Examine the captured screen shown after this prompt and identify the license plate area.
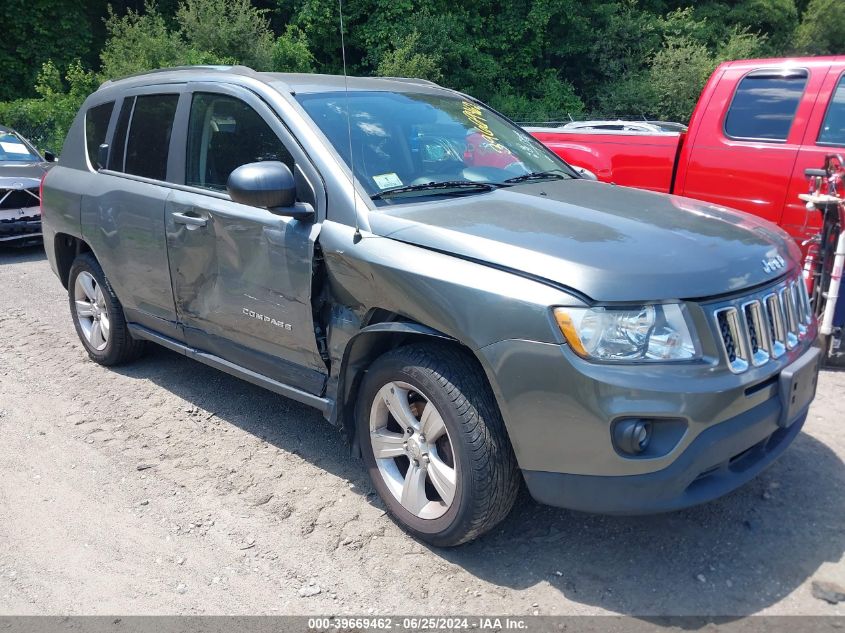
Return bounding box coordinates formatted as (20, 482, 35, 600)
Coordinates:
(778, 347, 821, 428)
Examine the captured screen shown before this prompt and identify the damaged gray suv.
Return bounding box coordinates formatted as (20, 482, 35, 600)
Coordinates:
(41, 66, 820, 546)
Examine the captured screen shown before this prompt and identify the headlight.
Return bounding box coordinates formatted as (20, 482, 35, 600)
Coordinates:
(554, 304, 698, 362)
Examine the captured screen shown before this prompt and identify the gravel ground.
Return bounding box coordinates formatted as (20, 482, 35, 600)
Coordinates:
(0, 244, 843, 617)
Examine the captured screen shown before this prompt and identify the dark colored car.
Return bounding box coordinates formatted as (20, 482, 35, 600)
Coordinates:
(0, 125, 55, 245)
(40, 66, 820, 546)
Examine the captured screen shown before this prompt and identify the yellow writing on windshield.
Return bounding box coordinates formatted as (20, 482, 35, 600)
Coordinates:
(462, 101, 507, 153)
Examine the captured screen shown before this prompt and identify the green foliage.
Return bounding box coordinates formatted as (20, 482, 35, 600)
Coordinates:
(794, 0, 845, 55)
(0, 0, 832, 151)
(176, 0, 276, 70)
(0, 0, 94, 101)
(0, 60, 97, 154)
(272, 26, 316, 72)
(376, 32, 443, 81)
(99, 3, 197, 79)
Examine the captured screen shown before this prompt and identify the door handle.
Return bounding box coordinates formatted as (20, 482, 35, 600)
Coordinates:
(172, 212, 207, 228)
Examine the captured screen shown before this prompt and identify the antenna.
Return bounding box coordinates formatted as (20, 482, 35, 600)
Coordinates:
(338, 0, 362, 243)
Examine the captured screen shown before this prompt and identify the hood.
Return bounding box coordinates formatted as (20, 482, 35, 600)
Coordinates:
(0, 161, 49, 187)
(368, 179, 800, 302)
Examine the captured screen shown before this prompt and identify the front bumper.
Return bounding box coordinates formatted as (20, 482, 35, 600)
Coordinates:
(478, 327, 819, 514)
(0, 206, 41, 243)
(523, 397, 805, 514)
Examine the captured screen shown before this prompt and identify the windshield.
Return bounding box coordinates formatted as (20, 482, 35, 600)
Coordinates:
(296, 90, 574, 202)
(0, 131, 39, 162)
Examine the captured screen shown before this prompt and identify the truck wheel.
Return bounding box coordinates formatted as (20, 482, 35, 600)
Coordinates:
(68, 253, 145, 366)
(357, 343, 519, 546)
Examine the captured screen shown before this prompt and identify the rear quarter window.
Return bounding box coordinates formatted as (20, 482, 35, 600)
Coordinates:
(724, 70, 808, 142)
(818, 74, 845, 147)
(85, 101, 114, 169)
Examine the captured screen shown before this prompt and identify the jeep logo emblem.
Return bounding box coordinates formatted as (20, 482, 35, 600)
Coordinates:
(762, 255, 786, 274)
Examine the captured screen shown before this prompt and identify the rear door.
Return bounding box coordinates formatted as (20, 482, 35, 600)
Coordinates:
(783, 66, 845, 241)
(81, 86, 184, 340)
(164, 83, 328, 395)
(680, 65, 824, 225)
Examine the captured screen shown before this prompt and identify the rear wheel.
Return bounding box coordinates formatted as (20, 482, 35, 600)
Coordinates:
(68, 253, 145, 366)
(357, 343, 519, 546)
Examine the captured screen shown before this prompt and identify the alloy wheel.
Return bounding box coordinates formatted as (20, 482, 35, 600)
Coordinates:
(74, 271, 110, 351)
(368, 381, 458, 520)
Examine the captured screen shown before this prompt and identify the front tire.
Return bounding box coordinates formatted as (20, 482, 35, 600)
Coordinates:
(357, 343, 519, 546)
(68, 253, 145, 366)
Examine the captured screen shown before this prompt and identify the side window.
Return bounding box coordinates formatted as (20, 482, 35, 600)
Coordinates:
(724, 70, 808, 141)
(108, 97, 133, 171)
(123, 94, 179, 180)
(818, 74, 845, 147)
(186, 93, 294, 191)
(85, 101, 114, 169)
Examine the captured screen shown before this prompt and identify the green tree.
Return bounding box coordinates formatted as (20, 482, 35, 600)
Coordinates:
(272, 26, 317, 72)
(99, 3, 197, 80)
(0, 0, 93, 101)
(376, 32, 443, 81)
(794, 0, 845, 54)
(176, 0, 276, 70)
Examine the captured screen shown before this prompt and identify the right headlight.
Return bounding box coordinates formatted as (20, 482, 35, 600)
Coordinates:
(554, 303, 699, 362)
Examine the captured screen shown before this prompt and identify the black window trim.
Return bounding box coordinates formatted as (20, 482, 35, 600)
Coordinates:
(722, 67, 810, 144)
(816, 70, 845, 148)
(116, 96, 136, 172)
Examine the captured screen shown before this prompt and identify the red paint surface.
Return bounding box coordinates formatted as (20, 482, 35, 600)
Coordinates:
(531, 56, 845, 246)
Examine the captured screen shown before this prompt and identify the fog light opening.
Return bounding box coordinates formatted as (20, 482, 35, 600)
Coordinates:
(614, 419, 653, 455)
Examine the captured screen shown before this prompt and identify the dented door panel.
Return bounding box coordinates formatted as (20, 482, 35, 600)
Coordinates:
(165, 188, 327, 394)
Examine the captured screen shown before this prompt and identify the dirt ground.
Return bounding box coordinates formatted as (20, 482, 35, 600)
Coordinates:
(0, 244, 843, 617)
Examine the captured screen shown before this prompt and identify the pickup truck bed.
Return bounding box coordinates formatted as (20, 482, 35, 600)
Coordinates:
(528, 128, 681, 194)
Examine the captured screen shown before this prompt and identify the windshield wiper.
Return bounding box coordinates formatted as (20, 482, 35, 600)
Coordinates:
(502, 170, 568, 184)
(370, 180, 497, 200)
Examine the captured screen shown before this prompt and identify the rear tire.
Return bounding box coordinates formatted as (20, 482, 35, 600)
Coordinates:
(68, 253, 145, 366)
(357, 343, 519, 546)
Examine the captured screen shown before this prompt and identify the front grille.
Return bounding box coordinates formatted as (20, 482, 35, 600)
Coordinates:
(0, 187, 40, 210)
(712, 277, 812, 373)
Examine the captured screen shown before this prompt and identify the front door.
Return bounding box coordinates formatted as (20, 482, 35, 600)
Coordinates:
(165, 86, 328, 395)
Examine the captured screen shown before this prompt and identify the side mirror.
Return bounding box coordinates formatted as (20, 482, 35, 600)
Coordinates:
(43, 150, 57, 163)
(227, 161, 313, 221)
(97, 144, 109, 170)
(571, 164, 598, 181)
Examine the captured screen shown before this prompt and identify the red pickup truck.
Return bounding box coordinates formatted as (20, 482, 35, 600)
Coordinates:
(529, 56, 845, 244)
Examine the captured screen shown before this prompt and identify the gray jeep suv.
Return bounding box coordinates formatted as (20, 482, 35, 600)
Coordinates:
(41, 66, 820, 546)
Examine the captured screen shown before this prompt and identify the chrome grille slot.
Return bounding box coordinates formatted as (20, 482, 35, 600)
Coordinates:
(715, 307, 749, 373)
(712, 276, 810, 373)
(796, 280, 812, 325)
(742, 300, 770, 366)
(779, 285, 799, 348)
(763, 293, 786, 359)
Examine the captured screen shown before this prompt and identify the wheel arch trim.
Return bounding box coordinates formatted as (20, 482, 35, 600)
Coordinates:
(332, 320, 456, 449)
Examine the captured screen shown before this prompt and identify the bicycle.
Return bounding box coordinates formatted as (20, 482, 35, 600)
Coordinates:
(800, 154, 845, 366)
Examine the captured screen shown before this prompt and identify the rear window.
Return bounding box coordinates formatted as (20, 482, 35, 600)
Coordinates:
(85, 101, 114, 169)
(818, 74, 845, 147)
(724, 70, 808, 141)
(123, 94, 179, 180)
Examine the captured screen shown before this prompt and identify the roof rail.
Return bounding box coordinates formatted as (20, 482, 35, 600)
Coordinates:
(99, 65, 258, 89)
(376, 76, 442, 88)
